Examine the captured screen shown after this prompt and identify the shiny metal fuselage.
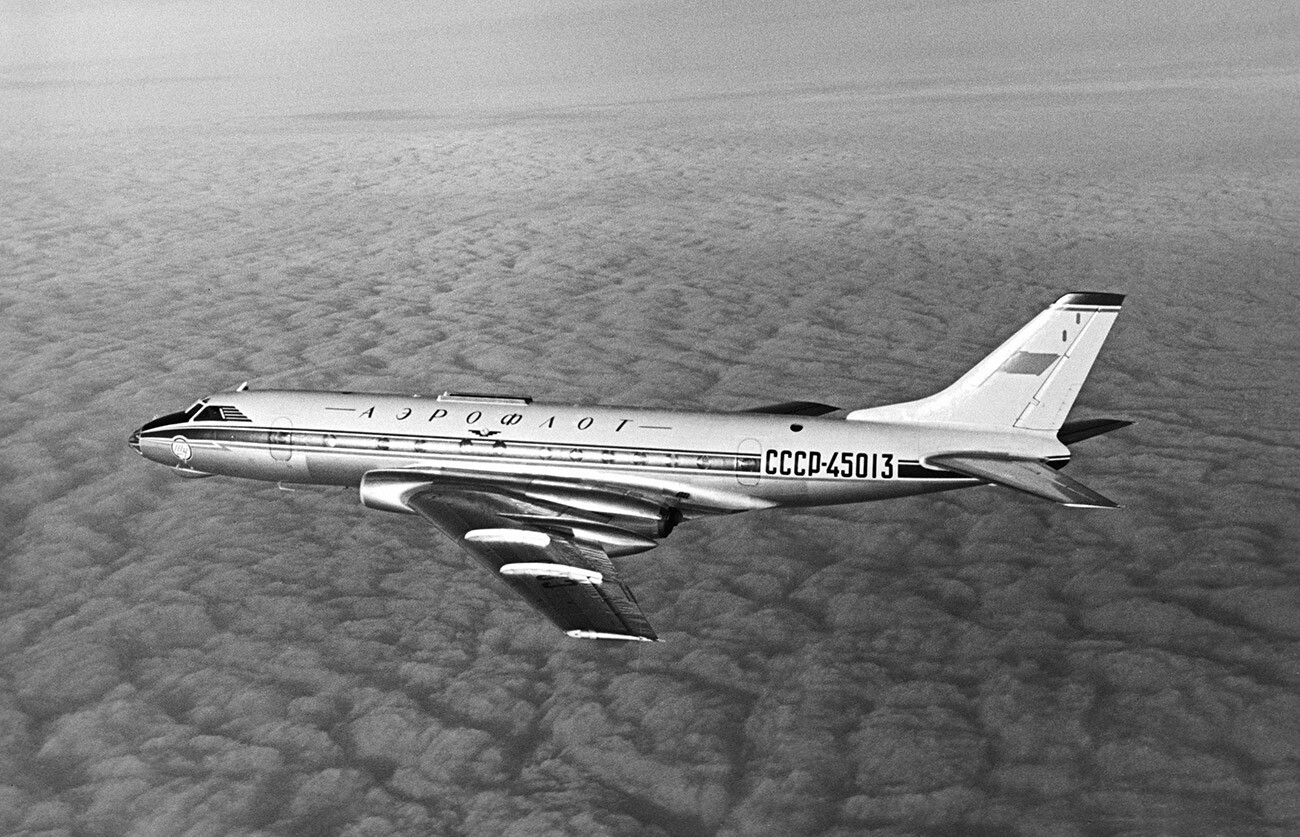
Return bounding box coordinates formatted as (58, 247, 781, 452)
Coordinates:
(133, 390, 1071, 517)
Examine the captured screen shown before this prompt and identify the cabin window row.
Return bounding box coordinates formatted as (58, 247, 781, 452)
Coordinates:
(204, 428, 759, 473)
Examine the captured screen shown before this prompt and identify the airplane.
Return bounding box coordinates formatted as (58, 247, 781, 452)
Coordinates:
(129, 292, 1129, 642)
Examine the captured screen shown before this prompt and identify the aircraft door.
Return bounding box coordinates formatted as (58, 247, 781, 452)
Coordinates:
(270, 417, 293, 461)
(737, 438, 761, 486)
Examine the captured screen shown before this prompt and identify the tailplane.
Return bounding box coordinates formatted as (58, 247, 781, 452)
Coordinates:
(847, 292, 1124, 430)
(927, 453, 1120, 508)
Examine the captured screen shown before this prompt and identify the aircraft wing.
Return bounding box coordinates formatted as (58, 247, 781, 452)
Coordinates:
(400, 485, 660, 641)
(926, 453, 1120, 509)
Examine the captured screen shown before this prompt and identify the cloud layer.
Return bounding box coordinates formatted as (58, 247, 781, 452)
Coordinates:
(2, 15, 1298, 835)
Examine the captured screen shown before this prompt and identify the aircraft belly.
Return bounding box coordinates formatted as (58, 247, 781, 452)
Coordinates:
(754, 476, 968, 507)
(804, 478, 971, 506)
(221, 454, 310, 483)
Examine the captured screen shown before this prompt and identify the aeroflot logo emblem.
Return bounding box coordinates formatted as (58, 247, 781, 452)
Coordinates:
(170, 437, 193, 461)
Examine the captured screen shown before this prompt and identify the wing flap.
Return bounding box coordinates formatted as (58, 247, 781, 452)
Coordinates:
(926, 454, 1120, 509)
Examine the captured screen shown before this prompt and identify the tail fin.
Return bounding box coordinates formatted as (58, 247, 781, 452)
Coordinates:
(847, 292, 1124, 430)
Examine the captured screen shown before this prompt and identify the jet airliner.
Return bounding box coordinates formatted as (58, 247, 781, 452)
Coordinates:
(130, 292, 1129, 641)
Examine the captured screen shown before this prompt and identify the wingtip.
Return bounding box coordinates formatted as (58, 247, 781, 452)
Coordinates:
(1054, 291, 1125, 308)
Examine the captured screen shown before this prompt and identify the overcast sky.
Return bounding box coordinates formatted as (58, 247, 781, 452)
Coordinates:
(2, 2, 1298, 835)
(3, 0, 1297, 120)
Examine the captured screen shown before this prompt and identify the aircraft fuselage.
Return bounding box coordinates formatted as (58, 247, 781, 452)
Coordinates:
(132, 389, 1070, 518)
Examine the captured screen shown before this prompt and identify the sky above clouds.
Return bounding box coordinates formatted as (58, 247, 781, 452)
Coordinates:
(2, 1, 1299, 835)
(3, 0, 1297, 118)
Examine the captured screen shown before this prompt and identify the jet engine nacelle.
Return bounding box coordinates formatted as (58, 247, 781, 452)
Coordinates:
(601, 508, 680, 540)
(360, 470, 680, 552)
(359, 470, 428, 514)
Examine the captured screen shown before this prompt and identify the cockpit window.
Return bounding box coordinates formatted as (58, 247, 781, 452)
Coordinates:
(183, 399, 209, 420)
(193, 404, 252, 423)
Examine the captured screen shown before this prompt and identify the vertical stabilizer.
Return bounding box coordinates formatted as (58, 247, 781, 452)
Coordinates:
(847, 292, 1124, 430)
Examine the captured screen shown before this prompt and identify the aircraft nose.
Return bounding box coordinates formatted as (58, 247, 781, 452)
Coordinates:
(128, 426, 141, 453)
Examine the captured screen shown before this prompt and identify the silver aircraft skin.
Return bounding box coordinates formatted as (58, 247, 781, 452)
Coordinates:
(130, 292, 1129, 641)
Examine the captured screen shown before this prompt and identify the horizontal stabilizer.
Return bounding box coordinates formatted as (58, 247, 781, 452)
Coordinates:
(1057, 418, 1133, 446)
(927, 454, 1120, 509)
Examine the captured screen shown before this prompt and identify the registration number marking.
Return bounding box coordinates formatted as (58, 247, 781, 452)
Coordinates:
(764, 450, 895, 479)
